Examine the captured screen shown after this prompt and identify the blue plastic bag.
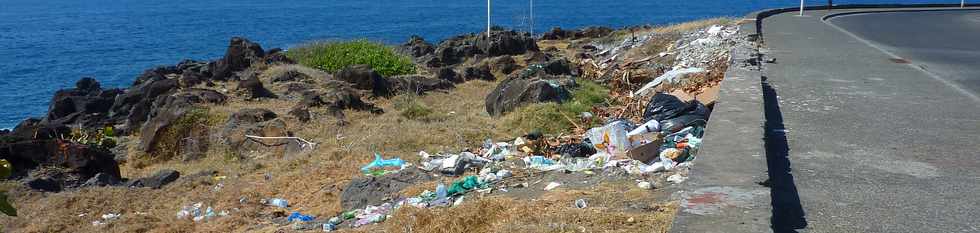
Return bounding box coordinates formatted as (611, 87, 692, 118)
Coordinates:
(360, 152, 406, 176)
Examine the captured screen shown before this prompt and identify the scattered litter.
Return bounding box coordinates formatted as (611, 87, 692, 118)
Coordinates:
(288, 211, 315, 222)
(264, 198, 288, 208)
(668, 174, 688, 184)
(361, 152, 407, 176)
(575, 199, 588, 208)
(637, 181, 653, 190)
(636, 68, 706, 96)
(92, 213, 121, 226)
(544, 182, 562, 191)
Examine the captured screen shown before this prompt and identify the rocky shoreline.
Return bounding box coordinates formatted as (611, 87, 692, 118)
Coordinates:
(0, 26, 616, 193)
(0, 20, 744, 232)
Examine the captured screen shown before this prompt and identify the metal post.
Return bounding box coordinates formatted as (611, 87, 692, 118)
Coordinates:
(530, 0, 534, 36)
(963, 0, 966, 8)
(487, 0, 491, 38)
(800, 0, 805, 16)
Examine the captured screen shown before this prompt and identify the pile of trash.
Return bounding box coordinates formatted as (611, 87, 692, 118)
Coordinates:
(324, 91, 709, 231)
(666, 25, 738, 69)
(321, 174, 497, 231)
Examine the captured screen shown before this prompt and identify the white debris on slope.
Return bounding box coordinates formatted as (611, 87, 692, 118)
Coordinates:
(669, 24, 739, 69)
(634, 67, 706, 96)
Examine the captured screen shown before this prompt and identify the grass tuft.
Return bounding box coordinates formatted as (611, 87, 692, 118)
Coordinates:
(504, 80, 609, 135)
(286, 40, 416, 77)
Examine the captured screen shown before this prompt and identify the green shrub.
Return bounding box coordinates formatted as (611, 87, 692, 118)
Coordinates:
(286, 40, 416, 77)
(394, 94, 446, 122)
(504, 80, 610, 134)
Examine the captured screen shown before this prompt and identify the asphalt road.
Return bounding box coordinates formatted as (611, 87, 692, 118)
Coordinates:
(760, 8, 980, 233)
(827, 10, 980, 100)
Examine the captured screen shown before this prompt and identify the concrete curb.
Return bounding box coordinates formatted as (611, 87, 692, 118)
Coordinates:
(669, 4, 980, 233)
(668, 16, 771, 233)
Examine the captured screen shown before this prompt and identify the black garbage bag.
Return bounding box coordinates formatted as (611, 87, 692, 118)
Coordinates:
(660, 114, 708, 134)
(643, 93, 711, 134)
(556, 142, 597, 158)
(642, 93, 691, 122)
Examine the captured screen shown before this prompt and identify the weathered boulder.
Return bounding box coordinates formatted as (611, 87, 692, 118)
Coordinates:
(435, 67, 461, 83)
(132, 169, 180, 189)
(541, 27, 574, 40)
(577, 26, 614, 39)
(82, 172, 121, 187)
(42, 78, 121, 129)
(2, 137, 121, 191)
(398, 35, 435, 58)
(288, 107, 312, 123)
(236, 76, 277, 99)
(138, 89, 226, 161)
(290, 81, 383, 124)
(461, 64, 494, 82)
(264, 48, 295, 65)
(539, 58, 576, 76)
(110, 77, 180, 133)
(485, 74, 576, 117)
(269, 69, 312, 83)
(335, 65, 392, 97)
(476, 30, 539, 57)
(25, 176, 62, 192)
(388, 75, 455, 94)
(523, 51, 553, 65)
(340, 168, 434, 210)
(221, 109, 302, 158)
(488, 56, 519, 75)
(540, 26, 613, 40)
(211, 37, 265, 81)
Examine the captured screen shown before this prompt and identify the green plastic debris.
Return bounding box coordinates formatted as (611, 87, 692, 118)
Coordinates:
(342, 210, 357, 220)
(446, 176, 482, 196)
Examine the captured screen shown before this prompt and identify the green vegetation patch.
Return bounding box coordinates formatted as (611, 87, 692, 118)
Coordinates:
(394, 94, 447, 122)
(504, 80, 610, 135)
(286, 40, 416, 77)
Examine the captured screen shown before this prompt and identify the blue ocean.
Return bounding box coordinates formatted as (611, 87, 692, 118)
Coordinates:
(0, 0, 950, 128)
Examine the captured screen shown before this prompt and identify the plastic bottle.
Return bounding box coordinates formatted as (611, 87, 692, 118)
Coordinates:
(267, 198, 288, 208)
(436, 183, 448, 200)
(341, 210, 357, 220)
(323, 222, 336, 232)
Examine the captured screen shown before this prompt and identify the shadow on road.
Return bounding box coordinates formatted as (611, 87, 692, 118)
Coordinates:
(761, 76, 808, 232)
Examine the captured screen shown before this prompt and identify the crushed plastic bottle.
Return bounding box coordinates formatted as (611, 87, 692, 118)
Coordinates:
(266, 198, 288, 208)
(323, 222, 337, 232)
(360, 152, 406, 176)
(342, 210, 357, 220)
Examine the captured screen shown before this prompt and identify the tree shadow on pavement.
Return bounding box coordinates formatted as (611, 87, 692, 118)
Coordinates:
(761, 76, 808, 232)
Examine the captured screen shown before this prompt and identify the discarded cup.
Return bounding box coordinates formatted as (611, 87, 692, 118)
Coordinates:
(575, 199, 588, 208)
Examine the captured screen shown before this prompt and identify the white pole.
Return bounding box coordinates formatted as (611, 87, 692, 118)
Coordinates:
(799, 0, 805, 16)
(962, 0, 966, 8)
(487, 0, 491, 38)
(530, 0, 534, 36)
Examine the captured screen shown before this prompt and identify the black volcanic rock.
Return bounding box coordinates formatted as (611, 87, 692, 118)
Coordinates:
(211, 37, 265, 81)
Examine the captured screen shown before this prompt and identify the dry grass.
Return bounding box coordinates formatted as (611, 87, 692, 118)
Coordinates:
(258, 64, 331, 81)
(380, 182, 677, 233)
(0, 19, 739, 232)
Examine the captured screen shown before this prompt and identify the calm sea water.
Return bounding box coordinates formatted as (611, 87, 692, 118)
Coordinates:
(0, 0, 949, 128)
